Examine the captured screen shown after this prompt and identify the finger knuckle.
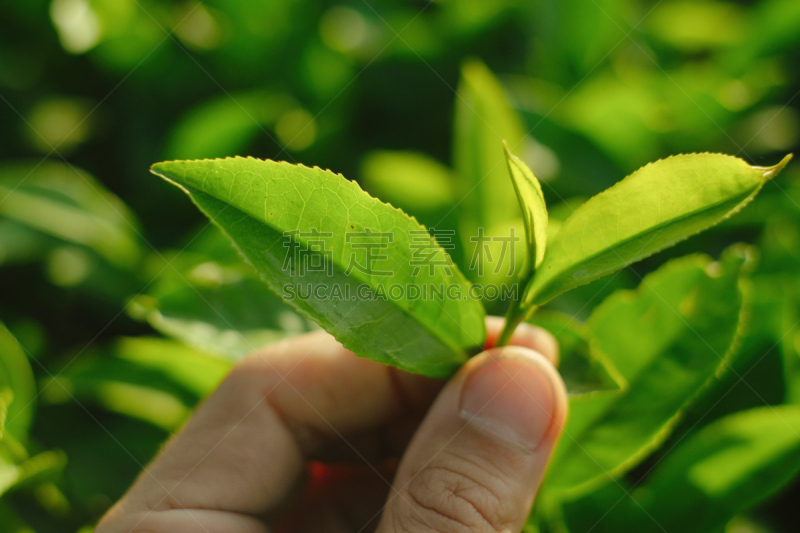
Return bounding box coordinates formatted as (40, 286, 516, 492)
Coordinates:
(396, 457, 516, 533)
(226, 346, 289, 393)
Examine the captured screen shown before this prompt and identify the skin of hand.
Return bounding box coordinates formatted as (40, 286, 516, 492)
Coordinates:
(97, 316, 568, 533)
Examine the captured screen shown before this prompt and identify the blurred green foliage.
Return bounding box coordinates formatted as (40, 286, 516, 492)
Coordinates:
(1, 0, 799, 531)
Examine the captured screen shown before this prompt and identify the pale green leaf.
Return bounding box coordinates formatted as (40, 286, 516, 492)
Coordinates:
(0, 323, 36, 440)
(360, 151, 455, 215)
(561, 72, 661, 167)
(527, 153, 792, 305)
(505, 142, 548, 273)
(114, 337, 232, 398)
(454, 59, 527, 282)
(151, 157, 486, 378)
(545, 247, 748, 494)
(89, 383, 190, 430)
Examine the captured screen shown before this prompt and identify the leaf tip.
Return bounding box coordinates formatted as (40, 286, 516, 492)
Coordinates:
(149, 161, 190, 194)
(502, 140, 526, 173)
(149, 162, 167, 176)
(758, 153, 793, 180)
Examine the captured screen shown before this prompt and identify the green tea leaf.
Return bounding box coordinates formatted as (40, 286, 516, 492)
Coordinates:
(527, 311, 622, 397)
(151, 157, 486, 378)
(0, 323, 36, 440)
(0, 449, 67, 497)
(42, 338, 231, 429)
(0, 393, 6, 439)
(527, 153, 792, 305)
(545, 248, 748, 494)
(639, 405, 800, 532)
(0, 161, 142, 268)
(505, 142, 548, 274)
(567, 406, 800, 533)
(130, 229, 313, 359)
(43, 369, 191, 431)
(130, 276, 310, 361)
(646, 0, 746, 52)
(0, 221, 51, 266)
(114, 337, 232, 398)
(45, 413, 165, 508)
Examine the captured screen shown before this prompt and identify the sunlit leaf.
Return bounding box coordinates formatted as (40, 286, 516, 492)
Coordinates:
(360, 150, 455, 217)
(151, 157, 486, 377)
(565, 406, 800, 533)
(527, 153, 792, 306)
(505, 142, 548, 275)
(638, 406, 800, 532)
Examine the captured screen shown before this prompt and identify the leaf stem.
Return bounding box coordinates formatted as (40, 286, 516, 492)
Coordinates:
(495, 280, 537, 347)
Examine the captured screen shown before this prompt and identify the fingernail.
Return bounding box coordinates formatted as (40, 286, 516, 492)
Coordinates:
(459, 348, 557, 453)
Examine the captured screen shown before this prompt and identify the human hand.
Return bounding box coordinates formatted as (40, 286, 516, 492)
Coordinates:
(97, 316, 567, 532)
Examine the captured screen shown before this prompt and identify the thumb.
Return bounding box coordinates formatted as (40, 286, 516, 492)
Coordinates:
(377, 346, 567, 533)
